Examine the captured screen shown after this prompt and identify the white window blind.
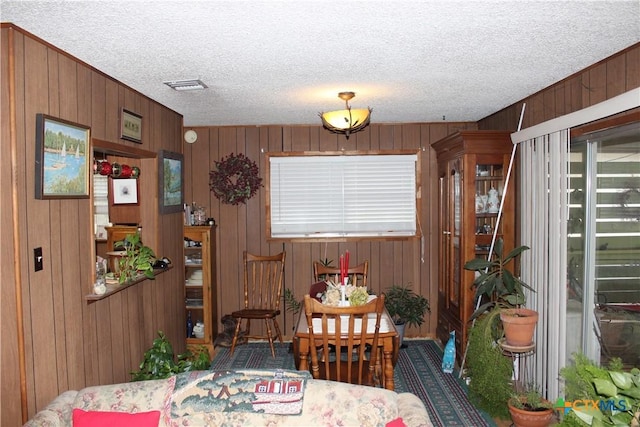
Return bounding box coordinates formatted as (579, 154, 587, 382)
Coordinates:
(268, 153, 418, 238)
(93, 174, 110, 239)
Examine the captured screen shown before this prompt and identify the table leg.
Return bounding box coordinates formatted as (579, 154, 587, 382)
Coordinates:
(298, 337, 309, 372)
(383, 348, 395, 390)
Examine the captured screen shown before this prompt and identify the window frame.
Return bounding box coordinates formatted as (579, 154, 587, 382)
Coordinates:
(265, 150, 422, 242)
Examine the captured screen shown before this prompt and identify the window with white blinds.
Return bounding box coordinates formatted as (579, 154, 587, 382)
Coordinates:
(267, 153, 418, 239)
(93, 174, 110, 239)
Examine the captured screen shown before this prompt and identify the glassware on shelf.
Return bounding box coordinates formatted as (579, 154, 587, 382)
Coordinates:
(487, 188, 500, 213)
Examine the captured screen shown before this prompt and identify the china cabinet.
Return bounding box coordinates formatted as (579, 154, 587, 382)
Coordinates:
(184, 225, 218, 356)
(431, 130, 515, 362)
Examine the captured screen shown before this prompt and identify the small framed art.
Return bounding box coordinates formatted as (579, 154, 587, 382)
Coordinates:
(121, 109, 142, 143)
(158, 150, 184, 214)
(35, 114, 91, 199)
(112, 178, 139, 205)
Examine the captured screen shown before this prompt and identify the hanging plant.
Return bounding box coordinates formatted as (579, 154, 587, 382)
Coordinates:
(209, 153, 262, 205)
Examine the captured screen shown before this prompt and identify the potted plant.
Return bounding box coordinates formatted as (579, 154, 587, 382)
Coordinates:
(559, 352, 640, 426)
(130, 331, 211, 381)
(465, 307, 514, 420)
(507, 383, 555, 427)
(383, 284, 430, 346)
(464, 238, 537, 347)
(114, 233, 157, 284)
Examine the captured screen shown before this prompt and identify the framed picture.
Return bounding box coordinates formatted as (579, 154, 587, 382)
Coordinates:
(121, 109, 142, 143)
(158, 150, 184, 214)
(112, 178, 139, 205)
(35, 114, 91, 199)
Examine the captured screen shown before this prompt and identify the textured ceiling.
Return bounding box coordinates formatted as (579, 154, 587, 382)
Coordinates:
(2, 1, 639, 127)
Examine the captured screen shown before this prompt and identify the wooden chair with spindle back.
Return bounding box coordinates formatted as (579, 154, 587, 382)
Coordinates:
(313, 260, 368, 287)
(303, 294, 384, 387)
(230, 251, 286, 357)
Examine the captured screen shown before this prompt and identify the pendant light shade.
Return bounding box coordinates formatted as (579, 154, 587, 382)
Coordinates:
(320, 92, 372, 139)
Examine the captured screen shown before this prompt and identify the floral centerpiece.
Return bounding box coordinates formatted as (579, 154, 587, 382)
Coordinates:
(322, 281, 370, 306)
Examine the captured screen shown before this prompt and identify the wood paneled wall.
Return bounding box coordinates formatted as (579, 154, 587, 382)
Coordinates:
(2, 20, 637, 427)
(1, 24, 185, 426)
(479, 43, 640, 131)
(183, 122, 478, 342)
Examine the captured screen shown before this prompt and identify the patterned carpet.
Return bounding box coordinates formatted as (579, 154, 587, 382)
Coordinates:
(211, 339, 496, 427)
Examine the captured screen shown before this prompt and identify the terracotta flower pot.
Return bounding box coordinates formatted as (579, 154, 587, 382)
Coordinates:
(508, 399, 555, 427)
(500, 308, 538, 347)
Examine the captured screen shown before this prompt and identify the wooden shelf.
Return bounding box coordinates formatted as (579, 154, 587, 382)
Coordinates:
(85, 266, 172, 302)
(184, 225, 217, 356)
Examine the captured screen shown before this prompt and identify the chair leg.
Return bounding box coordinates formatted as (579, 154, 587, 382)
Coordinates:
(264, 319, 276, 358)
(230, 317, 243, 356)
(272, 318, 283, 343)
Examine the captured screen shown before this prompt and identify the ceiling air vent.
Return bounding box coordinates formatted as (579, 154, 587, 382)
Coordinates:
(163, 79, 208, 91)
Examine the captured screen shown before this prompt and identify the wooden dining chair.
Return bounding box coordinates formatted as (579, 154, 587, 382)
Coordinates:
(230, 251, 286, 357)
(313, 260, 368, 287)
(303, 294, 385, 387)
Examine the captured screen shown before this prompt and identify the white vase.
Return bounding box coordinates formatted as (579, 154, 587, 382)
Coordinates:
(487, 188, 499, 213)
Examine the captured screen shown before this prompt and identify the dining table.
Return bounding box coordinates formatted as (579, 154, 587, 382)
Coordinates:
(292, 299, 399, 391)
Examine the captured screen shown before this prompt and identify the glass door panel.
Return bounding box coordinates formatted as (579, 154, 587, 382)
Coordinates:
(569, 121, 640, 368)
(451, 160, 462, 307)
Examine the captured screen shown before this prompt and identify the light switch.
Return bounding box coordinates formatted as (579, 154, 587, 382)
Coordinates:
(34, 247, 43, 271)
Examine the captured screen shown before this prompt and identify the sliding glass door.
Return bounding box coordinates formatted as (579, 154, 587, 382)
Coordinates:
(568, 121, 640, 368)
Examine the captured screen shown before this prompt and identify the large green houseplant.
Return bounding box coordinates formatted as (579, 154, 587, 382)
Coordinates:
(114, 233, 157, 284)
(465, 307, 514, 419)
(383, 284, 430, 346)
(131, 331, 210, 381)
(464, 238, 537, 347)
(558, 353, 640, 426)
(384, 284, 430, 327)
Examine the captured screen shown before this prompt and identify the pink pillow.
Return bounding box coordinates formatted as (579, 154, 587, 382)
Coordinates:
(386, 417, 407, 427)
(72, 408, 160, 427)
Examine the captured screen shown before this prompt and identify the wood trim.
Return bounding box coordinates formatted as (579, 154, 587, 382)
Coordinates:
(266, 149, 419, 157)
(93, 138, 156, 159)
(7, 25, 29, 425)
(570, 109, 639, 138)
(85, 266, 173, 302)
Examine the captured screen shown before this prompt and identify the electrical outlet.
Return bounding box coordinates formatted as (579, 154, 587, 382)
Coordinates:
(34, 247, 43, 271)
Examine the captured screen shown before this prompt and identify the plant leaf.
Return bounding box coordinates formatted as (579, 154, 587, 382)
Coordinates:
(593, 378, 618, 398)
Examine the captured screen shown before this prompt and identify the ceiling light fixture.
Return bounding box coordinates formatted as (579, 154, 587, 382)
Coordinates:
(319, 92, 372, 139)
(163, 79, 208, 91)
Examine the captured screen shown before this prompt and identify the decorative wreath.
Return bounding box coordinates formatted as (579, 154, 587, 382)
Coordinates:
(209, 153, 263, 205)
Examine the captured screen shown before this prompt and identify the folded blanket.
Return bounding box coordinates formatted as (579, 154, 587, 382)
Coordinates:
(171, 369, 311, 416)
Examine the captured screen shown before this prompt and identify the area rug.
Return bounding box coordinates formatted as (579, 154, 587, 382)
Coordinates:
(211, 340, 496, 427)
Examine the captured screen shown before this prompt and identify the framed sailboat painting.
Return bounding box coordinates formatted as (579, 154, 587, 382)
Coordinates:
(35, 114, 91, 199)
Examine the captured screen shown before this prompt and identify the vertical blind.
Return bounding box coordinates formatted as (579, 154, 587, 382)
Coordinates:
(268, 154, 418, 238)
(511, 88, 639, 400)
(519, 130, 570, 400)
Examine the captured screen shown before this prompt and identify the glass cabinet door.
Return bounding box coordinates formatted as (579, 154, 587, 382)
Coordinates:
(185, 238, 205, 341)
(451, 160, 462, 308)
(474, 160, 506, 255)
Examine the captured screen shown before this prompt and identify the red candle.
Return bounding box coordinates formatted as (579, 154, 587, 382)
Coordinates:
(339, 255, 344, 284)
(345, 250, 350, 277)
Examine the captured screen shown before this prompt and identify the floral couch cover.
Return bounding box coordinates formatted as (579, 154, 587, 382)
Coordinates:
(24, 369, 432, 427)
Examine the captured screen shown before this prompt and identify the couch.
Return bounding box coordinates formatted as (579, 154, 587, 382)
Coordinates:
(24, 369, 433, 427)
